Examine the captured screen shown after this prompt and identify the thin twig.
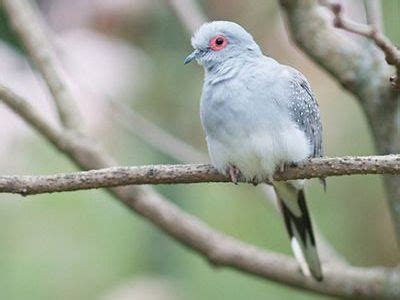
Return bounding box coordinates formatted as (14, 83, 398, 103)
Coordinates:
(1, 0, 81, 128)
(0, 84, 64, 148)
(326, 2, 400, 89)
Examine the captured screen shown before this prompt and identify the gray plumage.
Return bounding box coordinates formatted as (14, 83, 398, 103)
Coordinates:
(287, 70, 323, 158)
(185, 21, 323, 280)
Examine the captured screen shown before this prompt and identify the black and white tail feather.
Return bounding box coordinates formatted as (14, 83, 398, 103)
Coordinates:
(273, 181, 323, 281)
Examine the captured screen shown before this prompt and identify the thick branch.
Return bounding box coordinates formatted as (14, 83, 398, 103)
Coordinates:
(1, 0, 80, 128)
(2, 155, 400, 195)
(114, 186, 400, 300)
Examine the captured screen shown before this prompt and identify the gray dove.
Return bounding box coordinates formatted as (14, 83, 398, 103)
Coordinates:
(185, 21, 324, 281)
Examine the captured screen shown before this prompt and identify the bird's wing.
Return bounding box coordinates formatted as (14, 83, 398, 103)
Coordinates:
(286, 68, 323, 158)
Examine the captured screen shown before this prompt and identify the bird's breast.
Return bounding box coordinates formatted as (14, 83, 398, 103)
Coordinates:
(200, 80, 311, 180)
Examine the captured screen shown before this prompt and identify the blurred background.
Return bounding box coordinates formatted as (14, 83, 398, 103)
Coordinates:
(0, 0, 399, 299)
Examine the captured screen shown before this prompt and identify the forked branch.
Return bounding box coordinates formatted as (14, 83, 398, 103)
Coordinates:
(325, 2, 400, 89)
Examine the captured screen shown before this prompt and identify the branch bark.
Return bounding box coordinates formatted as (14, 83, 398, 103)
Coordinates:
(2, 155, 400, 195)
(326, 2, 400, 89)
(279, 0, 386, 94)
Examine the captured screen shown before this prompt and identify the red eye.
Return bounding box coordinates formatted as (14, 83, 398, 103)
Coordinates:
(209, 35, 228, 51)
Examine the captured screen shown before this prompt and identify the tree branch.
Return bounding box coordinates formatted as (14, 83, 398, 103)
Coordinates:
(363, 0, 383, 31)
(1, 0, 81, 128)
(1, 80, 399, 298)
(279, 0, 391, 96)
(114, 185, 400, 300)
(1, 154, 400, 195)
(325, 2, 400, 89)
(0, 84, 64, 148)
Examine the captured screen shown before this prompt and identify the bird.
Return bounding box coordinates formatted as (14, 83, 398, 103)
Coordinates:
(185, 21, 324, 281)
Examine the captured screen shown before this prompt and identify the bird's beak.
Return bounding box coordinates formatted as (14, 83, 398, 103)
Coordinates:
(184, 49, 200, 65)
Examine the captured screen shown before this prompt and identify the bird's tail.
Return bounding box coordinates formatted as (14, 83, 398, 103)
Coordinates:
(273, 181, 323, 281)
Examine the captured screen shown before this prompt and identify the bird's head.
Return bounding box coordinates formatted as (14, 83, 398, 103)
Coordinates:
(184, 21, 261, 69)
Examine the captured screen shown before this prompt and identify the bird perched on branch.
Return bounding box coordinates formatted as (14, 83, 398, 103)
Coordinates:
(185, 21, 324, 281)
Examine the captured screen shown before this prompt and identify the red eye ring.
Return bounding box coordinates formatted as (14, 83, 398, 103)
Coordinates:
(209, 35, 228, 51)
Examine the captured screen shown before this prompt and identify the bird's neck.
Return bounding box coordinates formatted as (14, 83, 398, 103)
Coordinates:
(204, 55, 257, 85)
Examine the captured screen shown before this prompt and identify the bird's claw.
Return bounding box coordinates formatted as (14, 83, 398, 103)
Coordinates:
(279, 162, 298, 173)
(228, 165, 240, 185)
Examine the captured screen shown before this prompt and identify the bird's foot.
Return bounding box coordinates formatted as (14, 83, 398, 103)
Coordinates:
(278, 161, 298, 173)
(228, 165, 241, 185)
